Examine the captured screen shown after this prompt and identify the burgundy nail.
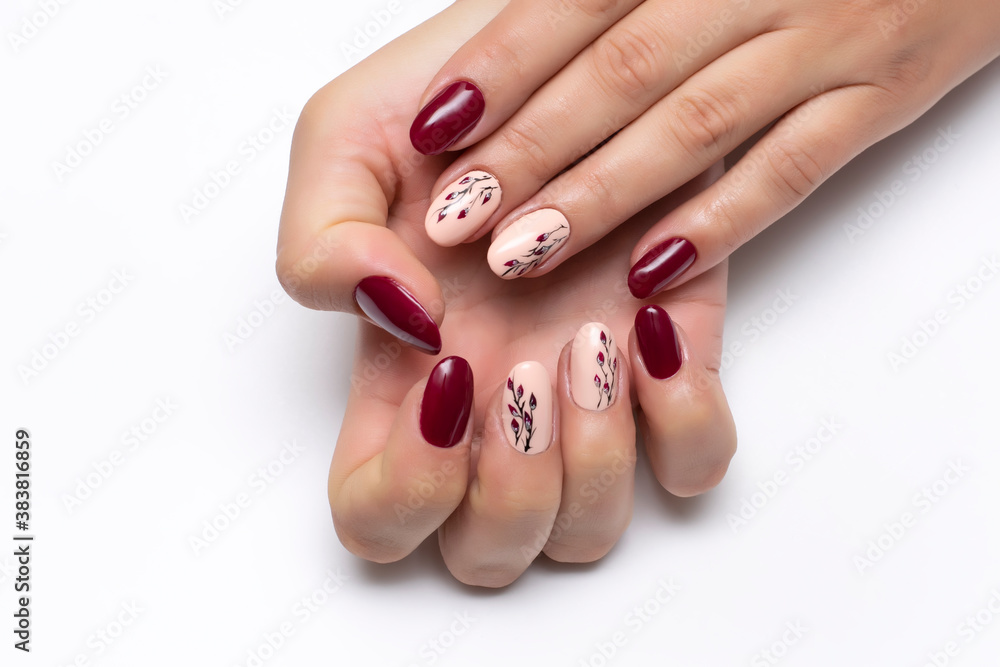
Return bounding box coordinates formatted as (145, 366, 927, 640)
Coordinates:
(634, 305, 682, 380)
(628, 237, 697, 299)
(410, 81, 485, 156)
(353, 276, 442, 355)
(420, 356, 474, 448)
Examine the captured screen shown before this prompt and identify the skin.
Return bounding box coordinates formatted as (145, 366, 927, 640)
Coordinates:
(419, 0, 1000, 292)
(276, 0, 736, 587)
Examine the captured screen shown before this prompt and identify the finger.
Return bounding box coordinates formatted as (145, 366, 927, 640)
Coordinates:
(481, 29, 837, 279)
(410, 0, 643, 156)
(630, 297, 737, 497)
(627, 84, 908, 296)
(423, 0, 766, 246)
(543, 322, 636, 563)
(276, 1, 507, 350)
(330, 356, 474, 563)
(439, 361, 563, 588)
(276, 92, 444, 352)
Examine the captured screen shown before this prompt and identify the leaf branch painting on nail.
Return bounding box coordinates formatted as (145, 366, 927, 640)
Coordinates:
(432, 174, 498, 224)
(507, 375, 536, 453)
(502, 223, 569, 277)
(593, 329, 618, 410)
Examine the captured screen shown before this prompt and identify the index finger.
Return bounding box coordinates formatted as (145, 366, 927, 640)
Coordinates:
(410, 0, 642, 155)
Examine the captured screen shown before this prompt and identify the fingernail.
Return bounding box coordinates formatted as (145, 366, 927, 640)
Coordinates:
(503, 361, 553, 455)
(425, 171, 502, 247)
(634, 305, 681, 380)
(410, 81, 486, 156)
(487, 209, 570, 279)
(420, 356, 474, 448)
(353, 276, 442, 355)
(571, 322, 619, 411)
(628, 237, 697, 299)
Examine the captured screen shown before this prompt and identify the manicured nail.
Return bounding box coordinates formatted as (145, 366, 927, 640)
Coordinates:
(353, 276, 442, 355)
(425, 171, 501, 247)
(628, 237, 697, 299)
(503, 361, 553, 455)
(635, 305, 682, 380)
(420, 356, 474, 448)
(571, 322, 619, 411)
(487, 209, 570, 279)
(410, 81, 486, 156)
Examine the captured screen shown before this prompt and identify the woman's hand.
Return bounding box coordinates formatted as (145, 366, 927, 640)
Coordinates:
(410, 0, 1000, 297)
(277, 0, 736, 587)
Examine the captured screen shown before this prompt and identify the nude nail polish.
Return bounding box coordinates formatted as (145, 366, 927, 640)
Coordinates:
(487, 209, 570, 279)
(502, 361, 552, 455)
(634, 305, 682, 380)
(410, 81, 486, 156)
(420, 356, 474, 448)
(353, 276, 442, 355)
(425, 171, 502, 247)
(571, 322, 619, 411)
(628, 237, 697, 299)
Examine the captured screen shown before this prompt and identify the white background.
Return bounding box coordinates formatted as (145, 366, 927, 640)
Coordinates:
(3, 1, 1000, 665)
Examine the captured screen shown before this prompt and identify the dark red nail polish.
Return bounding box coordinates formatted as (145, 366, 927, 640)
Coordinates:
(353, 276, 442, 355)
(628, 237, 697, 299)
(410, 81, 485, 156)
(420, 356, 474, 448)
(635, 305, 682, 380)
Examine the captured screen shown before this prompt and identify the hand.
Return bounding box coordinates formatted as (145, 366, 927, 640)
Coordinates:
(409, 0, 1000, 297)
(276, 0, 737, 586)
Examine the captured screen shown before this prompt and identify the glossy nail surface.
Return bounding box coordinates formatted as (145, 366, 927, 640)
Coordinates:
(353, 276, 442, 355)
(571, 322, 618, 411)
(503, 361, 552, 455)
(635, 305, 681, 380)
(425, 171, 501, 247)
(410, 81, 486, 156)
(420, 356, 474, 448)
(487, 209, 570, 279)
(628, 237, 697, 299)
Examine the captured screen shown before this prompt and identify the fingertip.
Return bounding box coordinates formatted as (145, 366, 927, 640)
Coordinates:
(629, 306, 737, 497)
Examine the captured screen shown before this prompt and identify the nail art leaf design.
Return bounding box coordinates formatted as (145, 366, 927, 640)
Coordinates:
(508, 373, 536, 453)
(594, 329, 618, 410)
(501, 223, 569, 277)
(432, 174, 499, 225)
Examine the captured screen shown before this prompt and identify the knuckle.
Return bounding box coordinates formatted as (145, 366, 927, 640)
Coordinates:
(497, 117, 553, 181)
(764, 139, 826, 204)
(575, 166, 625, 225)
(479, 29, 530, 80)
(570, 0, 632, 22)
(872, 45, 936, 102)
(669, 88, 742, 157)
(702, 193, 754, 254)
(591, 23, 665, 103)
